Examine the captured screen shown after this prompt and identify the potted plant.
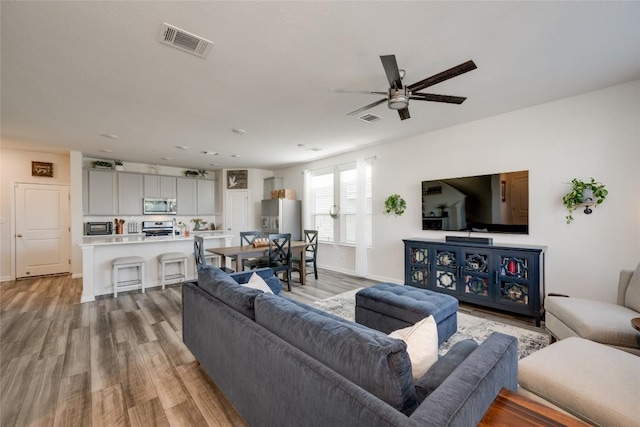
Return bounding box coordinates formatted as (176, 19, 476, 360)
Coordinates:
(184, 170, 199, 177)
(191, 218, 207, 231)
(93, 160, 113, 169)
(562, 178, 608, 224)
(198, 169, 208, 178)
(114, 160, 124, 171)
(384, 194, 407, 216)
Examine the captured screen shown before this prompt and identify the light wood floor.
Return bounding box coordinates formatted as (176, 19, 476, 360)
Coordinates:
(1, 269, 543, 427)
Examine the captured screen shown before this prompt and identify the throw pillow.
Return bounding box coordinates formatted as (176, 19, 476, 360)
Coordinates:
(624, 262, 640, 312)
(389, 315, 438, 378)
(243, 272, 274, 294)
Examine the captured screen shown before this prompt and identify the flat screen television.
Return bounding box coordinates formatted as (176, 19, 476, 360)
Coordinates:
(421, 170, 529, 234)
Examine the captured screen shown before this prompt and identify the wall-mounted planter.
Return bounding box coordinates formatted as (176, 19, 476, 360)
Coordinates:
(384, 194, 406, 216)
(562, 178, 608, 223)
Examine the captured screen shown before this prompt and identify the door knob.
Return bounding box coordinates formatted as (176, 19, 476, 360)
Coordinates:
(17, 234, 23, 237)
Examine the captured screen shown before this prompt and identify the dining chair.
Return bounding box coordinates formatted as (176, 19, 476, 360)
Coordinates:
(194, 235, 233, 273)
(267, 233, 292, 291)
(240, 231, 265, 270)
(291, 229, 318, 282)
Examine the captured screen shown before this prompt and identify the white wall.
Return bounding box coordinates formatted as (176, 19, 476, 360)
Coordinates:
(0, 147, 72, 280)
(276, 80, 640, 303)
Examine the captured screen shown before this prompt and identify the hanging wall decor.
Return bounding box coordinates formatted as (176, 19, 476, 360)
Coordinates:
(562, 178, 608, 224)
(32, 161, 53, 177)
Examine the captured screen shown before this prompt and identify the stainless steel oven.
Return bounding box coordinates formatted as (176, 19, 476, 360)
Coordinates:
(85, 222, 113, 235)
(143, 198, 177, 215)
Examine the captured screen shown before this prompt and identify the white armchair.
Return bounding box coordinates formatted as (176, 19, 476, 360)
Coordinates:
(545, 263, 640, 356)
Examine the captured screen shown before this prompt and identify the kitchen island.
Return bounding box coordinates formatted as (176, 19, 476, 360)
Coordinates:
(80, 232, 232, 302)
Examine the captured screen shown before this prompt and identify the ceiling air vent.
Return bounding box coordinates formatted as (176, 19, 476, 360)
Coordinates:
(159, 23, 213, 58)
(357, 113, 382, 123)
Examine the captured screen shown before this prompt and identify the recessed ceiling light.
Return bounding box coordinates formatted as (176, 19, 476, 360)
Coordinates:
(162, 157, 172, 160)
(201, 150, 219, 156)
(210, 163, 219, 166)
(231, 154, 241, 158)
(100, 133, 119, 139)
(176, 145, 189, 150)
(100, 149, 113, 153)
(307, 147, 323, 152)
(232, 128, 246, 134)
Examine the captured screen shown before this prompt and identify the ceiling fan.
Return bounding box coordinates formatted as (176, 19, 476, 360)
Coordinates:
(330, 55, 477, 121)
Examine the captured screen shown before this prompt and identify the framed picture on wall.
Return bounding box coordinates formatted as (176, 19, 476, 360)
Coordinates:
(32, 161, 54, 177)
(227, 169, 248, 189)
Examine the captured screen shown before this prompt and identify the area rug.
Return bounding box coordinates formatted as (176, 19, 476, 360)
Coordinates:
(309, 288, 549, 359)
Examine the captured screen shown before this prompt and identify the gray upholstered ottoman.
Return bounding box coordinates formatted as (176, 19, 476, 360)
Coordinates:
(518, 337, 640, 426)
(355, 283, 458, 345)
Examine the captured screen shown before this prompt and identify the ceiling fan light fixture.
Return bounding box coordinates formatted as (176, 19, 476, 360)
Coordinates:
(388, 88, 409, 110)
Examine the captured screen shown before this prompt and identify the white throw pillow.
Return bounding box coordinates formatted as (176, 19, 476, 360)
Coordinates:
(389, 316, 438, 379)
(243, 272, 273, 294)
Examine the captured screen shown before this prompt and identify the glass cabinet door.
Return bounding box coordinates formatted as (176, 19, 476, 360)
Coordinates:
(434, 248, 459, 295)
(407, 245, 430, 289)
(461, 250, 492, 302)
(495, 253, 535, 307)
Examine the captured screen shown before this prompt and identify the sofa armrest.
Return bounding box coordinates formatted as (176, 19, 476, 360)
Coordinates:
(229, 268, 275, 285)
(409, 332, 518, 427)
(617, 269, 634, 306)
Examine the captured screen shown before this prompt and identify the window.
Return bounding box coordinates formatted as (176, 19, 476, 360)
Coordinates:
(311, 162, 372, 246)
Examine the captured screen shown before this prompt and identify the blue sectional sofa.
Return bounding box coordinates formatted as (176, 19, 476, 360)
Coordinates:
(183, 266, 518, 426)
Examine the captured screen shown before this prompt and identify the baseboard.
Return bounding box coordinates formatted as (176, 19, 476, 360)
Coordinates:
(72, 273, 83, 279)
(0, 275, 14, 282)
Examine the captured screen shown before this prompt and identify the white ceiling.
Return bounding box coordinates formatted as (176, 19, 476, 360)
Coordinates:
(2, 1, 639, 171)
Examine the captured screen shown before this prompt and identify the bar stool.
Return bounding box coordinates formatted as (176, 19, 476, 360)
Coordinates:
(158, 252, 188, 289)
(112, 256, 145, 298)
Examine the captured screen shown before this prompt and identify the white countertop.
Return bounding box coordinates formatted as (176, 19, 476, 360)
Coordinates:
(81, 232, 232, 246)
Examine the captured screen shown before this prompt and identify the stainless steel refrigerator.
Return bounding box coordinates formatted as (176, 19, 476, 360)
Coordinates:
(261, 199, 301, 241)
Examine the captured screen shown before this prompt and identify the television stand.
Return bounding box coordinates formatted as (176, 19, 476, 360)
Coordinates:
(404, 238, 546, 326)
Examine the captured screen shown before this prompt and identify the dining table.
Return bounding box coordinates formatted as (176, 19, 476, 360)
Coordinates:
(206, 240, 311, 285)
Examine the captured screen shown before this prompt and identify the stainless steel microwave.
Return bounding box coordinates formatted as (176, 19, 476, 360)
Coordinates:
(85, 222, 113, 235)
(143, 198, 177, 215)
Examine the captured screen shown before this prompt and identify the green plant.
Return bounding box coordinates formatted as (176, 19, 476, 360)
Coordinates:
(93, 160, 113, 168)
(184, 170, 199, 177)
(191, 218, 207, 230)
(114, 160, 123, 166)
(562, 178, 608, 224)
(384, 194, 406, 216)
(198, 169, 208, 178)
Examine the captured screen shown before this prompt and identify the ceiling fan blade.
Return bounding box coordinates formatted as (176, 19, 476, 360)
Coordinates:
(398, 108, 411, 120)
(407, 60, 477, 93)
(347, 98, 387, 116)
(329, 88, 387, 95)
(409, 93, 467, 104)
(380, 55, 403, 89)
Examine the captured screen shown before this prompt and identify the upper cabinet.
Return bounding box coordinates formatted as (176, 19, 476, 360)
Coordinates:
(118, 173, 143, 215)
(84, 169, 215, 216)
(176, 178, 197, 215)
(144, 175, 177, 199)
(197, 179, 216, 215)
(87, 169, 117, 215)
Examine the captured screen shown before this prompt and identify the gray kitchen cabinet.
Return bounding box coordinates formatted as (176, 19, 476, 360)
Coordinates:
(177, 177, 197, 215)
(82, 169, 89, 214)
(87, 169, 118, 215)
(144, 175, 177, 198)
(197, 179, 216, 215)
(117, 172, 143, 215)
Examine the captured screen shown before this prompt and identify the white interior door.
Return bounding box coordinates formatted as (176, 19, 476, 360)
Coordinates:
(15, 183, 70, 278)
(225, 190, 250, 246)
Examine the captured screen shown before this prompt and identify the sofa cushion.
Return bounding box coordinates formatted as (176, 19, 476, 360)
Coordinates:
(254, 293, 417, 415)
(414, 339, 478, 403)
(389, 316, 438, 378)
(624, 262, 640, 312)
(519, 337, 640, 426)
(545, 296, 640, 349)
(197, 266, 262, 319)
